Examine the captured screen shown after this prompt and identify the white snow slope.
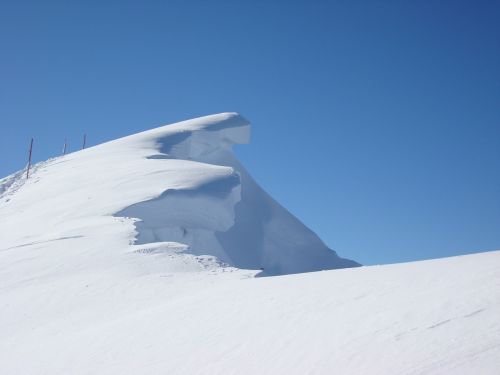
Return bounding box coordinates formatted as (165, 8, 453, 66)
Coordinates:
(1, 113, 499, 374)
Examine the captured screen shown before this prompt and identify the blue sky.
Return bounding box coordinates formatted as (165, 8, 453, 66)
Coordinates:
(1, 0, 499, 265)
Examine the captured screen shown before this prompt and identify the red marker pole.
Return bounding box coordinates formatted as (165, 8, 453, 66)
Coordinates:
(26, 137, 34, 179)
(82, 134, 86, 150)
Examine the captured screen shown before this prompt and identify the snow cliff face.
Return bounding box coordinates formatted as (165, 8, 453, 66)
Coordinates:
(115, 112, 360, 275)
(0, 112, 358, 276)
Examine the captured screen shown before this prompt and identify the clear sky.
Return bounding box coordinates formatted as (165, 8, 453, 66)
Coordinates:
(1, 0, 499, 265)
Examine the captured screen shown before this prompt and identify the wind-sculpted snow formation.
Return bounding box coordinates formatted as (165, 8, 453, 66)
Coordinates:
(0, 112, 358, 276)
(115, 113, 359, 275)
(1, 113, 499, 375)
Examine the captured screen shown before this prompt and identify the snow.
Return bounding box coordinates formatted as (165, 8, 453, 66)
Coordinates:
(0, 112, 357, 276)
(1, 112, 499, 374)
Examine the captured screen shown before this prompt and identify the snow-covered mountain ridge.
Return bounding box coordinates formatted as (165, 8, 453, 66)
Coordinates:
(0, 112, 358, 276)
(0, 113, 498, 374)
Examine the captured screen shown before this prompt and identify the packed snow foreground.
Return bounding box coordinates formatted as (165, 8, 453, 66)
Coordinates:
(0, 113, 499, 374)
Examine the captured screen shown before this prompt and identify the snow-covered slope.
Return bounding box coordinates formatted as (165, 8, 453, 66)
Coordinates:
(0, 112, 357, 276)
(1, 248, 499, 375)
(1, 113, 499, 374)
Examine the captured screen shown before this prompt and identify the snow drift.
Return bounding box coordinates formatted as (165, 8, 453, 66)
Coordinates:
(114, 112, 359, 275)
(0, 112, 357, 276)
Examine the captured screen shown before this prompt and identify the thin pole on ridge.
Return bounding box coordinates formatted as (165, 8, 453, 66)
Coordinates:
(82, 134, 86, 150)
(62, 138, 67, 155)
(26, 137, 34, 179)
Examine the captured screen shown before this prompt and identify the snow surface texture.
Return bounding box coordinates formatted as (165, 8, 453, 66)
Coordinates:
(1, 113, 499, 374)
(1, 112, 358, 276)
